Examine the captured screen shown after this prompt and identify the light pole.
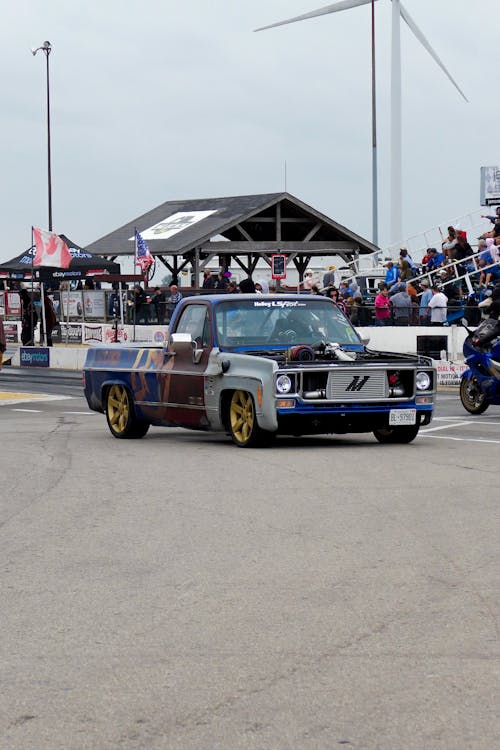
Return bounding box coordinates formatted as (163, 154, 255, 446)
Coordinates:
(32, 40, 53, 231)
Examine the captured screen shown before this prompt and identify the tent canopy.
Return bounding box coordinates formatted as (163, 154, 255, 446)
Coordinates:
(0, 234, 121, 281)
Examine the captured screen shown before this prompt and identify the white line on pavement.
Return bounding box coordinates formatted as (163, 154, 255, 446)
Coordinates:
(11, 409, 42, 413)
(420, 421, 471, 433)
(433, 416, 500, 425)
(422, 435, 500, 444)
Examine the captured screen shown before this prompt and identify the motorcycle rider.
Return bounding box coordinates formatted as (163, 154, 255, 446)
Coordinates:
(475, 284, 500, 347)
(461, 283, 500, 414)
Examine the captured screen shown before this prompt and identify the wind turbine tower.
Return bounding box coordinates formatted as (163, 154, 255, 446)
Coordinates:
(255, 0, 468, 247)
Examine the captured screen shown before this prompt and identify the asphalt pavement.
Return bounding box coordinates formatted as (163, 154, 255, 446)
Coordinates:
(0, 375, 498, 750)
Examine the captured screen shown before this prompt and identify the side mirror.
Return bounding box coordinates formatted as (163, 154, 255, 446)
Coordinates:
(170, 332, 204, 364)
(170, 332, 193, 355)
(361, 335, 370, 346)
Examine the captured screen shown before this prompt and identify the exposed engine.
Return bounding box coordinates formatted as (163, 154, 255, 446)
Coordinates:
(287, 342, 356, 362)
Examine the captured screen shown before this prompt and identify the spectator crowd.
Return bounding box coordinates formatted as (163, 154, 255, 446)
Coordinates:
(3, 209, 499, 330)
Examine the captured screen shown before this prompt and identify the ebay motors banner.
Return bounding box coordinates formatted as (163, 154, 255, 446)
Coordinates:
(20, 347, 50, 367)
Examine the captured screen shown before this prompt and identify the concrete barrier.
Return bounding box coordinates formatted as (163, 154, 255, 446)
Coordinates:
(6, 324, 467, 381)
(356, 324, 468, 360)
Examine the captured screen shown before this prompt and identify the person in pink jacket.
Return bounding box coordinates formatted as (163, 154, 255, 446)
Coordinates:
(374, 287, 391, 326)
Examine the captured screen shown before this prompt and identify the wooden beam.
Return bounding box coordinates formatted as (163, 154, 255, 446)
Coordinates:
(242, 217, 315, 223)
(303, 222, 322, 241)
(199, 241, 359, 253)
(235, 223, 254, 241)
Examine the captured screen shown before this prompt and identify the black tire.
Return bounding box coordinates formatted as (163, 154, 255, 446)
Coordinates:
(373, 424, 420, 444)
(227, 390, 275, 448)
(460, 377, 489, 415)
(105, 384, 150, 439)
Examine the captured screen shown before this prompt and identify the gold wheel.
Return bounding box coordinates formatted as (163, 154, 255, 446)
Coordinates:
(230, 390, 255, 446)
(106, 384, 131, 436)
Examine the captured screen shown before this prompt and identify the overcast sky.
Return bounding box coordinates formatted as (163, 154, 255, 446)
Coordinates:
(1, 0, 499, 267)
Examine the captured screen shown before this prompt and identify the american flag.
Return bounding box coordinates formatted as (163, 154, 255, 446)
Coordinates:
(135, 229, 153, 273)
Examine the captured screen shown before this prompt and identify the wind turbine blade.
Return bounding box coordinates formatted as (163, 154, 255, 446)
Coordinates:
(400, 3, 469, 102)
(254, 0, 374, 33)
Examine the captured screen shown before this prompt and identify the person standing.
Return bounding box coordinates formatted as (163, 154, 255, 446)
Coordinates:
(441, 226, 457, 260)
(374, 287, 391, 326)
(20, 288, 37, 345)
(418, 279, 433, 324)
(389, 283, 412, 326)
(322, 265, 336, 288)
(214, 271, 228, 290)
(41, 290, 57, 347)
(302, 269, 320, 291)
(152, 287, 166, 324)
(131, 284, 146, 323)
(0, 314, 6, 370)
(254, 279, 269, 294)
(427, 285, 448, 326)
(167, 284, 183, 306)
(202, 270, 216, 289)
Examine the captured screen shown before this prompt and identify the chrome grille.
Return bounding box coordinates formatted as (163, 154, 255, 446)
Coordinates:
(326, 369, 388, 401)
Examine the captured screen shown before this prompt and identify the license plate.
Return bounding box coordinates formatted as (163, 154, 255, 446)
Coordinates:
(389, 408, 416, 426)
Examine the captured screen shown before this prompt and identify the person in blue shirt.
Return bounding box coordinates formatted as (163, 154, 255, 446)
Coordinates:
(418, 279, 433, 324)
(425, 248, 445, 271)
(384, 261, 399, 286)
(480, 206, 500, 225)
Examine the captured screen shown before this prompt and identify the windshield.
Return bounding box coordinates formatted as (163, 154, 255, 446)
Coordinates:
(215, 298, 361, 348)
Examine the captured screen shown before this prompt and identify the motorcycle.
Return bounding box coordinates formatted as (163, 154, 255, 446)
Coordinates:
(460, 318, 500, 414)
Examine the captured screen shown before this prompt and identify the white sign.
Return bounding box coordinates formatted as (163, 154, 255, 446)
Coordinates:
(480, 166, 500, 206)
(60, 292, 83, 318)
(83, 291, 106, 319)
(433, 360, 468, 386)
(131, 210, 218, 241)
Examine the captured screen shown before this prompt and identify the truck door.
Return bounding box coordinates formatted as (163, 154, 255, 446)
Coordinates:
(162, 302, 212, 427)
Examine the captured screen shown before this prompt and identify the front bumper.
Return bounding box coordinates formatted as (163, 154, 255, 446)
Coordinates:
(276, 402, 433, 435)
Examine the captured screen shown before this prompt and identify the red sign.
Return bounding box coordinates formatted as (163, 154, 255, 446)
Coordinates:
(5, 291, 21, 316)
(271, 254, 287, 280)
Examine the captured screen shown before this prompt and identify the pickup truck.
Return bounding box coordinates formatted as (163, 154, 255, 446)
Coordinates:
(83, 294, 436, 447)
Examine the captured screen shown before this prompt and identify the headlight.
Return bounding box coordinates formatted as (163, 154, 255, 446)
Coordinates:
(416, 371, 431, 391)
(276, 374, 292, 394)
